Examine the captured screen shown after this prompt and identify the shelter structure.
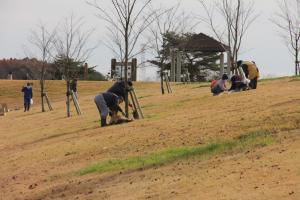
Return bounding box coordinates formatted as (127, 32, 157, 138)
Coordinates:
(170, 33, 231, 82)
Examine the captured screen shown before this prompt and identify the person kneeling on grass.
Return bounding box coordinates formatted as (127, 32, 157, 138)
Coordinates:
(211, 74, 229, 96)
(94, 92, 126, 127)
(229, 75, 249, 92)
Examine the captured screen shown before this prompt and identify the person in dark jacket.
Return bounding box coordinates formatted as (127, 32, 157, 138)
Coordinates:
(107, 81, 133, 116)
(229, 75, 248, 92)
(107, 81, 133, 100)
(94, 92, 124, 127)
(21, 83, 33, 112)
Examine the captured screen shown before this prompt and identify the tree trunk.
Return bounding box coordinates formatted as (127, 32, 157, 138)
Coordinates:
(160, 71, 165, 95)
(296, 63, 298, 76)
(295, 40, 299, 76)
(66, 79, 71, 117)
(124, 25, 129, 118)
(40, 65, 46, 112)
(40, 80, 45, 112)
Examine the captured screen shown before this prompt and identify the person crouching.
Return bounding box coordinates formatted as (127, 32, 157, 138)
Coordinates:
(229, 75, 248, 92)
(211, 74, 229, 96)
(94, 92, 124, 127)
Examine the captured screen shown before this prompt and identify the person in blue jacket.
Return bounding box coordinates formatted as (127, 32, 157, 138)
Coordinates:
(21, 83, 33, 112)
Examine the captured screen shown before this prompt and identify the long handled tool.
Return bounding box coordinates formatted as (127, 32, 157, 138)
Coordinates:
(163, 72, 172, 93)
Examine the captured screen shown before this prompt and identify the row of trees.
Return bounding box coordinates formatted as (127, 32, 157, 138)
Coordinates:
(28, 15, 98, 115)
(28, 0, 300, 117)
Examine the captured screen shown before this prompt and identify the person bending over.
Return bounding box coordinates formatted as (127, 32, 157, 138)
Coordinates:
(94, 92, 124, 127)
(237, 60, 260, 89)
(107, 80, 133, 100)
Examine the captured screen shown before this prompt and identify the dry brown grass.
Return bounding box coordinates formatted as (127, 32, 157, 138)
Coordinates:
(0, 78, 300, 199)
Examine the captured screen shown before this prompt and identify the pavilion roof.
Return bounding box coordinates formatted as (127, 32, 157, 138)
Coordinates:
(178, 33, 229, 52)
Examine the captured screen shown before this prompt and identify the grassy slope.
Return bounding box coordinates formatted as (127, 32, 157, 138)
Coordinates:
(0, 78, 300, 199)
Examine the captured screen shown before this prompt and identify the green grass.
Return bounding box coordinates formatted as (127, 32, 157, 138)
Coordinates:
(75, 130, 275, 176)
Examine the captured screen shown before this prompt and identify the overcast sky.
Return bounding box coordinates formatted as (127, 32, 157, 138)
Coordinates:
(0, 0, 294, 79)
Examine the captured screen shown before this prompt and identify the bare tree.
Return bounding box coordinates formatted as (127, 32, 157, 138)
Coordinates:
(272, 0, 300, 76)
(28, 22, 56, 112)
(87, 0, 156, 117)
(198, 0, 257, 73)
(147, 3, 198, 94)
(103, 26, 124, 62)
(54, 15, 95, 117)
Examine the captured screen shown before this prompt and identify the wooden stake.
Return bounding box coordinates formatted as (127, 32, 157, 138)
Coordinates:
(129, 90, 139, 119)
(71, 91, 82, 115)
(164, 73, 172, 93)
(44, 93, 53, 111)
(131, 88, 144, 119)
(165, 78, 170, 93)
